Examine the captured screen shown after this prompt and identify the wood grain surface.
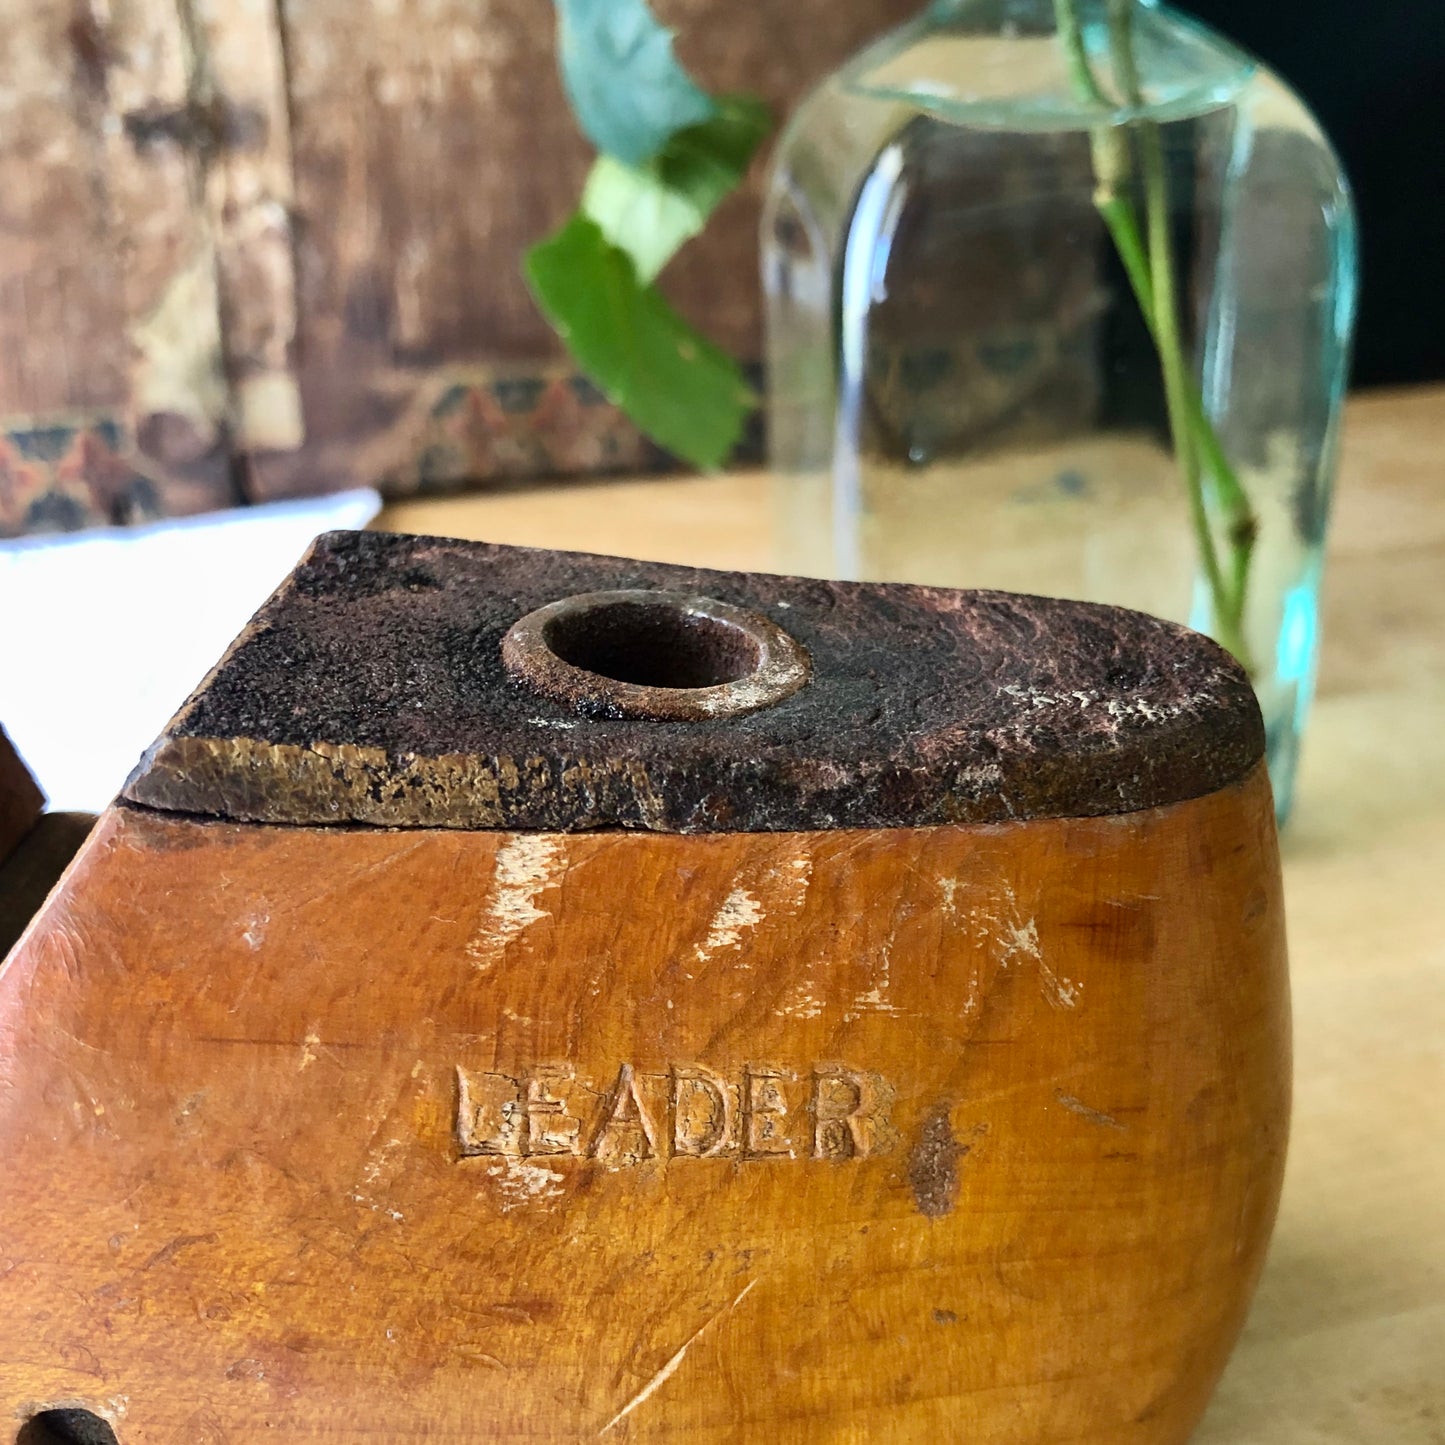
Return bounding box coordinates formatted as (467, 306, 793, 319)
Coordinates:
(376, 385, 1445, 1443)
(0, 765, 1286, 1443)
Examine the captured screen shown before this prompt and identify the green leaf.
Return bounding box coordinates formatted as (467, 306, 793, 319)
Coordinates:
(581, 155, 702, 285)
(662, 94, 772, 214)
(553, 0, 717, 166)
(581, 94, 772, 282)
(525, 216, 754, 471)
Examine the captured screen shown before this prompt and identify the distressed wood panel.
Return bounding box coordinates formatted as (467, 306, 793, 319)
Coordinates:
(190, 0, 304, 456)
(247, 0, 923, 502)
(0, 0, 923, 531)
(0, 0, 235, 533)
(250, 0, 597, 500)
(0, 1, 130, 417)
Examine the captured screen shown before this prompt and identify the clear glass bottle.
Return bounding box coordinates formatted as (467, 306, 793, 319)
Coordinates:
(762, 0, 1357, 821)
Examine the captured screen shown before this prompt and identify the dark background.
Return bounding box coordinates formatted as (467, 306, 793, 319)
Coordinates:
(1188, 0, 1445, 388)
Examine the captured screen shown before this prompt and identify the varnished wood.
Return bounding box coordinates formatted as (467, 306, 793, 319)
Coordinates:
(0, 765, 1286, 1443)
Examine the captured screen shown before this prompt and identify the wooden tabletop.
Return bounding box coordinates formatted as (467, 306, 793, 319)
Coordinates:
(377, 385, 1445, 1443)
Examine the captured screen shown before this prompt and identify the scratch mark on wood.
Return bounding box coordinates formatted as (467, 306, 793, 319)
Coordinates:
(694, 885, 762, 964)
(484, 1157, 568, 1212)
(955, 877, 1081, 1010)
(467, 836, 562, 971)
(1055, 1091, 1127, 1131)
(599, 1278, 759, 1434)
(142, 1231, 218, 1270)
(299, 1026, 320, 1070)
(458, 1348, 509, 1371)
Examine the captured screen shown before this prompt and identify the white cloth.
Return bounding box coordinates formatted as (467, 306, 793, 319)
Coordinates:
(0, 491, 380, 812)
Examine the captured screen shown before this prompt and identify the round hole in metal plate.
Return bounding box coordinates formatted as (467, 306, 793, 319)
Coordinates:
(502, 589, 811, 721)
(542, 595, 761, 690)
(17, 1411, 120, 1445)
